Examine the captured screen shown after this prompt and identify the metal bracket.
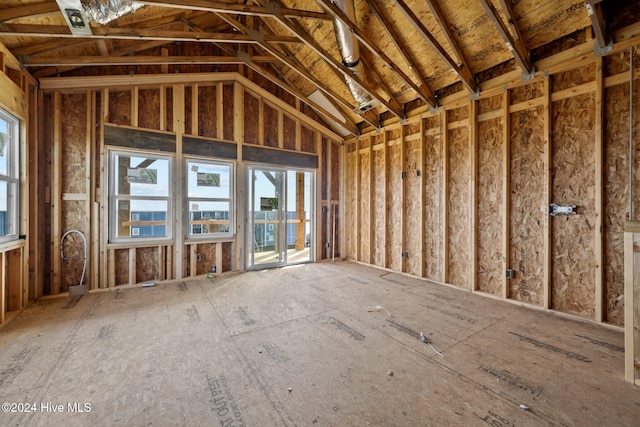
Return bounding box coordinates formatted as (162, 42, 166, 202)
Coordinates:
(521, 67, 536, 82)
(469, 88, 480, 101)
(594, 40, 613, 57)
(549, 203, 577, 216)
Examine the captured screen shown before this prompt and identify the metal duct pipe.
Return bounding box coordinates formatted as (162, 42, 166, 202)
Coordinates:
(332, 0, 374, 112)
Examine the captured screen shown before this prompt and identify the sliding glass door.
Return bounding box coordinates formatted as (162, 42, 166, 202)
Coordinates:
(247, 166, 313, 269)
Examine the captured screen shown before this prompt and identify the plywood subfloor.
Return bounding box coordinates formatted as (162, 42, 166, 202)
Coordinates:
(0, 262, 638, 426)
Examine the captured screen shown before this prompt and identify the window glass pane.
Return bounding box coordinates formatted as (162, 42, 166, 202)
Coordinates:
(114, 154, 169, 197)
(189, 201, 230, 234)
(116, 199, 168, 238)
(0, 118, 8, 176)
(187, 162, 230, 199)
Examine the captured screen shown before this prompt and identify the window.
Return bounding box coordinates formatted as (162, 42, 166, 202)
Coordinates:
(109, 150, 172, 242)
(0, 109, 19, 243)
(186, 159, 233, 238)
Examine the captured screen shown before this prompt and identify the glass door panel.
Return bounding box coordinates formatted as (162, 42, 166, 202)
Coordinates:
(286, 171, 313, 264)
(249, 168, 285, 267)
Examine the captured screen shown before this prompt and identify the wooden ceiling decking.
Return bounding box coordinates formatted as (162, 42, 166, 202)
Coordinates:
(0, 0, 637, 135)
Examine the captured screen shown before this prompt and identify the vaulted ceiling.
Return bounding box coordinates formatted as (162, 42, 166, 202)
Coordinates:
(0, 0, 637, 135)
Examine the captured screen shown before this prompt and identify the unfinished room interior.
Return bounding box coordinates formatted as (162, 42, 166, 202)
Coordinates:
(1, 0, 640, 425)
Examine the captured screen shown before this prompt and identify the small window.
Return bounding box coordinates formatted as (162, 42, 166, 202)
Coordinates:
(187, 159, 233, 238)
(109, 150, 172, 242)
(0, 109, 19, 243)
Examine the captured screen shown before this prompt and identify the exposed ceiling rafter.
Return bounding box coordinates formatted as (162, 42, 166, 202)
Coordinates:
(391, 0, 477, 94)
(366, 0, 435, 108)
(585, 0, 611, 55)
(0, 1, 59, 22)
(0, 23, 301, 44)
(22, 54, 278, 66)
(138, 0, 332, 21)
(478, 0, 533, 78)
(316, 0, 435, 108)
(214, 12, 370, 130)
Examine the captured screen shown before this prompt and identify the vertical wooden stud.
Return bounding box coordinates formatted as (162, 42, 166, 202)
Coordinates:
(234, 82, 245, 271)
(401, 125, 407, 273)
(52, 91, 62, 294)
(190, 244, 197, 277)
(159, 85, 166, 131)
(543, 75, 552, 310)
(326, 139, 332, 260)
(217, 83, 224, 140)
(215, 242, 223, 275)
(174, 84, 185, 279)
(315, 132, 323, 262)
(100, 89, 109, 288)
(278, 110, 284, 149)
(420, 118, 426, 277)
(192, 83, 199, 136)
(595, 56, 604, 323)
(132, 86, 139, 127)
(502, 90, 511, 299)
(1, 253, 5, 323)
(383, 130, 389, 268)
(129, 247, 136, 285)
(258, 98, 264, 145)
(368, 136, 374, 264)
(442, 110, 450, 284)
(470, 99, 478, 291)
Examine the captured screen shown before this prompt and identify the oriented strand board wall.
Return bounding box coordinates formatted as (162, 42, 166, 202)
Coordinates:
(136, 247, 159, 282)
(359, 145, 371, 263)
(424, 117, 443, 281)
(197, 85, 217, 138)
(404, 123, 422, 276)
(373, 136, 386, 267)
(477, 96, 504, 295)
(447, 109, 470, 288)
(263, 103, 278, 148)
(139, 89, 161, 130)
(509, 107, 545, 305)
(108, 90, 131, 126)
(551, 94, 596, 317)
(604, 83, 629, 325)
(244, 92, 259, 144)
(387, 130, 403, 271)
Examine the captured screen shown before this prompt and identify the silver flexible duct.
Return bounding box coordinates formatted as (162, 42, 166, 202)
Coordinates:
(82, 0, 143, 25)
(332, 0, 374, 112)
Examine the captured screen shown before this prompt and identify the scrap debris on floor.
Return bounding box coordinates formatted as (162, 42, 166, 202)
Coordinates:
(0, 261, 638, 426)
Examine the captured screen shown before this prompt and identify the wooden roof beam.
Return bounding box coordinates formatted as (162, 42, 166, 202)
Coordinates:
(367, 0, 436, 109)
(22, 54, 278, 66)
(0, 23, 301, 44)
(392, 0, 477, 94)
(316, 0, 435, 108)
(0, 1, 59, 22)
(479, 0, 534, 80)
(138, 0, 332, 21)
(423, 0, 474, 87)
(585, 0, 612, 55)
(216, 12, 379, 130)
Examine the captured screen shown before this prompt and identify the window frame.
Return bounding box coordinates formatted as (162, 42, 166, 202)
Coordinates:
(185, 157, 234, 240)
(0, 109, 20, 244)
(108, 149, 173, 243)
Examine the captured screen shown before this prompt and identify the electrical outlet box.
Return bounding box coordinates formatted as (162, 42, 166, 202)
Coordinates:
(196, 253, 201, 261)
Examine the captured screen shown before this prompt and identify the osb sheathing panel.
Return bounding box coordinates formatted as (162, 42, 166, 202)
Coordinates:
(61, 201, 88, 291)
(244, 92, 259, 144)
(223, 85, 234, 141)
(263, 104, 279, 148)
(61, 93, 87, 194)
(115, 249, 129, 286)
(373, 141, 386, 267)
(184, 86, 193, 135)
(477, 115, 504, 296)
(138, 89, 161, 131)
(196, 243, 216, 276)
(359, 150, 371, 262)
(108, 90, 131, 126)
(551, 94, 596, 318)
(604, 50, 631, 76)
(404, 125, 422, 276)
(331, 141, 340, 202)
(551, 63, 595, 92)
(197, 85, 217, 138)
(387, 132, 403, 271)
(603, 84, 629, 325)
(346, 149, 357, 259)
(424, 117, 443, 281)
(510, 82, 544, 106)
(165, 87, 174, 133)
(222, 242, 233, 272)
(509, 108, 545, 305)
(447, 125, 470, 287)
(448, 105, 469, 122)
(136, 247, 159, 283)
(283, 115, 296, 151)
(301, 126, 315, 153)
